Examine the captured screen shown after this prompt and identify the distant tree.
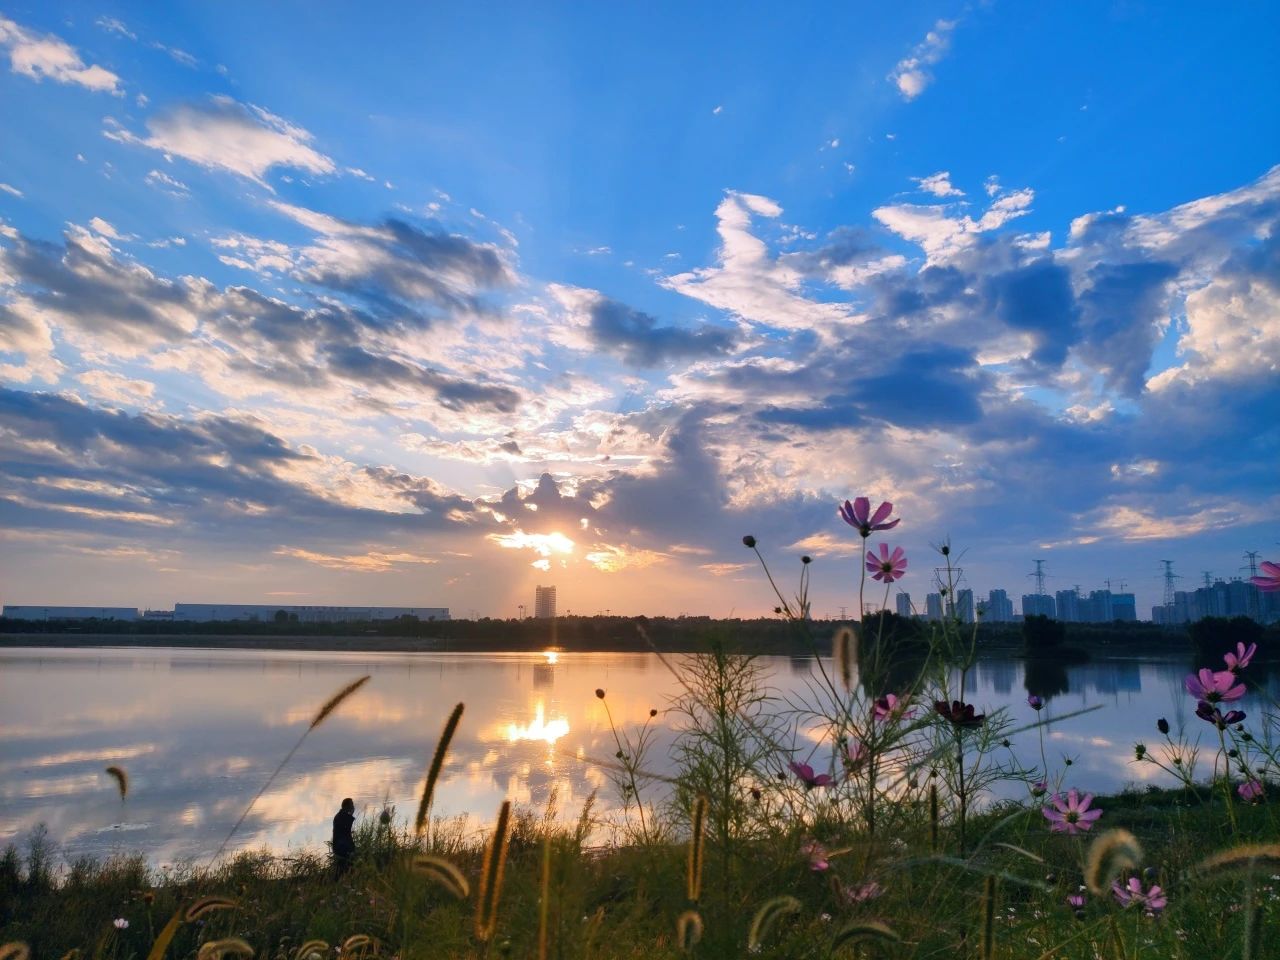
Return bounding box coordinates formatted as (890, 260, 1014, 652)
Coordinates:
(1022, 614, 1065, 653)
(1189, 616, 1264, 665)
(273, 609, 289, 624)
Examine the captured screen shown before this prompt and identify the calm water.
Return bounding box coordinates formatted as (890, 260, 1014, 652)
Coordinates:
(1, 645, 1272, 867)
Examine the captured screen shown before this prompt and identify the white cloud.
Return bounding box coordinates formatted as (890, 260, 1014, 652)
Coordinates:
(144, 169, 189, 196)
(0, 15, 122, 94)
(95, 17, 136, 41)
(0, 182, 22, 197)
(873, 185, 1035, 262)
(105, 96, 335, 187)
(274, 546, 439, 571)
(889, 19, 956, 101)
(76, 369, 157, 406)
(913, 171, 964, 198)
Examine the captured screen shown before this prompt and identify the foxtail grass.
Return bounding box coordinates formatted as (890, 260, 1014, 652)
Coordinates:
(196, 940, 254, 960)
(210, 675, 370, 865)
(412, 854, 470, 899)
(147, 896, 239, 960)
(1084, 829, 1143, 896)
(675, 910, 703, 951)
(474, 800, 513, 942)
(416, 702, 464, 834)
(830, 922, 900, 952)
(747, 895, 801, 951)
(339, 935, 380, 958)
(1190, 842, 1280, 878)
(104, 765, 127, 800)
(832, 625, 857, 691)
(686, 795, 707, 903)
(294, 942, 329, 960)
(0, 944, 30, 960)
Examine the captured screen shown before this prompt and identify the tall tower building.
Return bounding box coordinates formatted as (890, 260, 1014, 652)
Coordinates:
(925, 593, 944, 621)
(956, 588, 975, 624)
(895, 592, 913, 617)
(534, 585, 557, 619)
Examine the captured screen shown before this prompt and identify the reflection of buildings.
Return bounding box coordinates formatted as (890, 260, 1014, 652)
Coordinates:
(976, 657, 1017, 695)
(535, 585, 557, 619)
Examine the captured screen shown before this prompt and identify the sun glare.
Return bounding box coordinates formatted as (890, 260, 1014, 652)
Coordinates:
(506, 702, 570, 744)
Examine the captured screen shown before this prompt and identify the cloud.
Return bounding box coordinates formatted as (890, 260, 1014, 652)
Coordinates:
(105, 96, 335, 186)
(274, 546, 439, 571)
(889, 19, 956, 101)
(0, 15, 122, 94)
(0, 182, 23, 198)
(914, 172, 964, 198)
(75, 370, 157, 407)
(144, 169, 190, 196)
(549, 285, 737, 366)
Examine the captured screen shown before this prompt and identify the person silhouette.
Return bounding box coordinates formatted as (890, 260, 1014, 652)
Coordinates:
(332, 797, 356, 875)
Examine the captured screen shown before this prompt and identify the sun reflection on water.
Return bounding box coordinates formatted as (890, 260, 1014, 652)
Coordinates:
(506, 701, 570, 744)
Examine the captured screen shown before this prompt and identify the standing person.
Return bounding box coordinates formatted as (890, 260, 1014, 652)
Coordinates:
(332, 797, 356, 876)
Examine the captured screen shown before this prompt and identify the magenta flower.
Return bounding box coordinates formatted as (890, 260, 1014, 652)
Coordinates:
(789, 760, 834, 790)
(1238, 780, 1264, 803)
(1195, 700, 1246, 729)
(840, 497, 900, 538)
(800, 839, 830, 872)
(866, 544, 908, 583)
(873, 693, 914, 722)
(1031, 780, 1048, 798)
(838, 879, 883, 904)
(1066, 893, 1086, 909)
(1112, 876, 1167, 915)
(1224, 642, 1258, 672)
(1250, 560, 1280, 593)
(1184, 668, 1245, 703)
(935, 699, 985, 728)
(1027, 694, 1045, 711)
(1042, 789, 1103, 835)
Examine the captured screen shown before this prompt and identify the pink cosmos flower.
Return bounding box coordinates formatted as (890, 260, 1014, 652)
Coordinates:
(789, 760, 834, 790)
(840, 497, 900, 538)
(1112, 876, 1167, 915)
(1238, 780, 1264, 803)
(1066, 893, 1086, 909)
(800, 839, 830, 871)
(873, 693, 914, 722)
(1030, 780, 1048, 798)
(844, 739, 868, 770)
(1224, 642, 1258, 672)
(838, 879, 883, 904)
(1250, 560, 1280, 593)
(1042, 789, 1103, 835)
(866, 544, 908, 583)
(1184, 668, 1246, 703)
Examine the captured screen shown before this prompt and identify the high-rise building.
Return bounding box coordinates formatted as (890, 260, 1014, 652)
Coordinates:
(985, 589, 1014, 622)
(1022, 594, 1056, 619)
(895, 592, 913, 617)
(534, 585, 557, 619)
(956, 589, 975, 624)
(925, 592, 944, 621)
(1055, 589, 1080, 622)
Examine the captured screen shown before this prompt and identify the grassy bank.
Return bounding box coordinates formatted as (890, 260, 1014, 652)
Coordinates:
(3, 784, 1277, 959)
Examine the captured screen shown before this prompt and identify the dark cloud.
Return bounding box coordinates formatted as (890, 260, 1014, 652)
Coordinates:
(324, 345, 522, 413)
(1075, 260, 1177, 396)
(584, 295, 737, 366)
(982, 259, 1080, 367)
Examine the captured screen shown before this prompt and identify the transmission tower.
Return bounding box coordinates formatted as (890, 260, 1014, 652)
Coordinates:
(1029, 559, 1047, 596)
(1244, 551, 1261, 618)
(1202, 571, 1214, 589)
(1159, 560, 1180, 609)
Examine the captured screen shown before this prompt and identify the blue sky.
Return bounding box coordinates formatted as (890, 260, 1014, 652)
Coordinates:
(0, 1, 1277, 618)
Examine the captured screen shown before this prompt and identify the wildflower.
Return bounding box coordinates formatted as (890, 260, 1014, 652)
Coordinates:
(1194, 700, 1246, 729)
(1249, 560, 1280, 592)
(1184, 668, 1245, 703)
(873, 693, 914, 722)
(114, 918, 129, 929)
(1027, 694, 1044, 711)
(1224, 642, 1258, 671)
(844, 739, 868, 771)
(1238, 780, 1264, 803)
(788, 761, 834, 790)
(800, 839, 830, 871)
(866, 544, 908, 583)
(1157, 717, 1170, 735)
(1042, 789, 1103, 835)
(1066, 893, 1085, 909)
(1112, 876, 1167, 915)
(934, 699, 985, 728)
(838, 880, 883, 904)
(839, 497, 900, 538)
(1031, 780, 1048, 797)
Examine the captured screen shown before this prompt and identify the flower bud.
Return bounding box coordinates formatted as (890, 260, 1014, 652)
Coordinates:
(742, 535, 757, 548)
(595, 688, 605, 699)
(1157, 718, 1170, 735)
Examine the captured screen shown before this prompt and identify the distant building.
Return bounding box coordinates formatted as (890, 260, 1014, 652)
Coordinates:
(1022, 594, 1056, 619)
(172, 604, 448, 623)
(534, 585, 557, 619)
(956, 589, 975, 624)
(985, 589, 1014, 622)
(1055, 589, 1080, 622)
(925, 592, 944, 621)
(2, 605, 139, 621)
(1110, 593, 1137, 622)
(895, 592, 913, 617)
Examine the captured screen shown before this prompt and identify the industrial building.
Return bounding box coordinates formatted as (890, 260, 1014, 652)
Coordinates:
(2, 605, 139, 621)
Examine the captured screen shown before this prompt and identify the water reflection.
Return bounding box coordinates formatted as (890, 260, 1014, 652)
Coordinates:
(1, 646, 1276, 867)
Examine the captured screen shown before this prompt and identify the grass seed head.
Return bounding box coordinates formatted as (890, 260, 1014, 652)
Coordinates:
(294, 942, 330, 960)
(0, 944, 30, 960)
(411, 854, 470, 899)
(1085, 829, 1144, 896)
(104, 765, 127, 800)
(416, 702, 465, 834)
(676, 910, 704, 951)
(833, 625, 858, 691)
(687, 795, 707, 903)
(196, 940, 254, 960)
(310, 675, 371, 730)
(747, 895, 802, 950)
(184, 895, 239, 921)
(474, 800, 513, 941)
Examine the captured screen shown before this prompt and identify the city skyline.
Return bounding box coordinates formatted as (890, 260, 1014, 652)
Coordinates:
(0, 4, 1277, 619)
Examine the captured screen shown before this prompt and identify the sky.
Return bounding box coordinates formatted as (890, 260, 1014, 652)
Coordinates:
(0, 2, 1277, 620)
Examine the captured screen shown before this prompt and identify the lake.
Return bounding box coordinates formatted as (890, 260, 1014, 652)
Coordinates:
(1, 644, 1270, 868)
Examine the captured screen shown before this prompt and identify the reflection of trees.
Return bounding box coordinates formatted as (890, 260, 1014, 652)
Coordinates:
(857, 612, 929, 698)
(1023, 658, 1069, 701)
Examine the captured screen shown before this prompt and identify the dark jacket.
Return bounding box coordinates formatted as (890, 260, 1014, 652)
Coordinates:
(332, 808, 355, 856)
